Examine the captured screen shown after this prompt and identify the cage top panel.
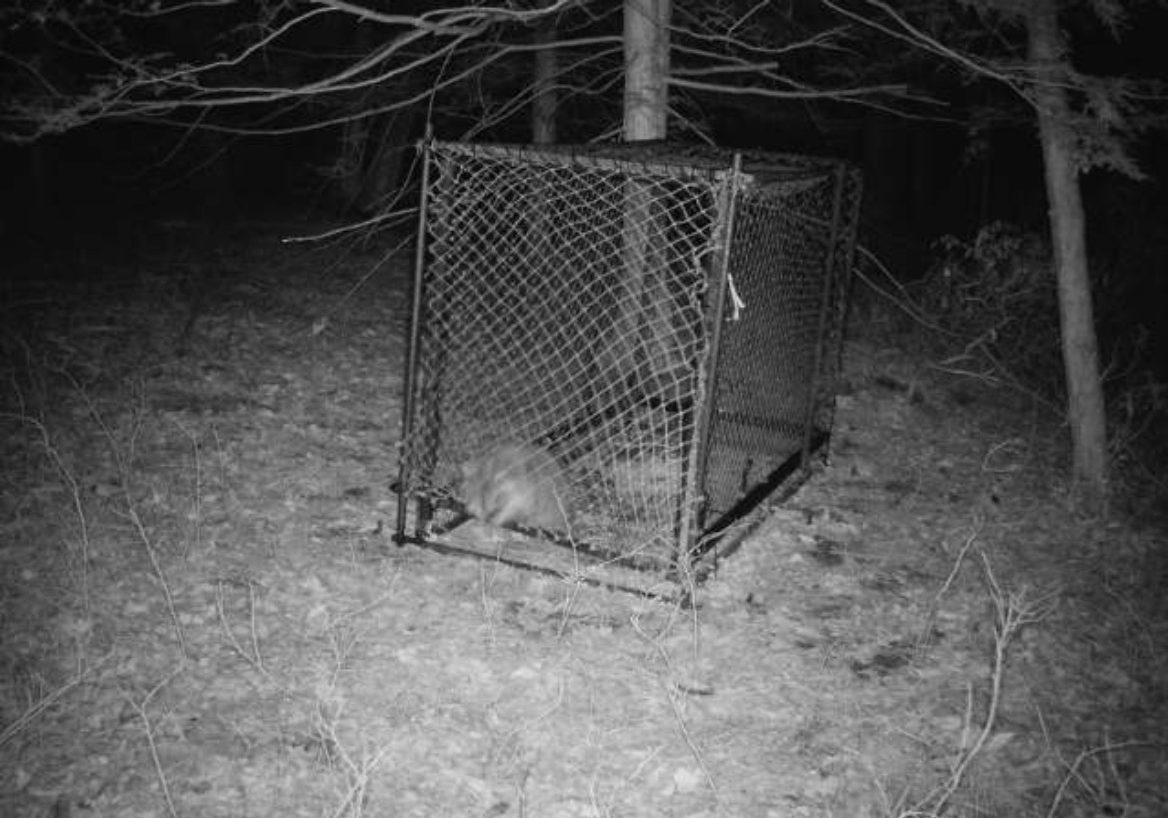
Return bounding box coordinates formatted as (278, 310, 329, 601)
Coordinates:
(428, 139, 852, 188)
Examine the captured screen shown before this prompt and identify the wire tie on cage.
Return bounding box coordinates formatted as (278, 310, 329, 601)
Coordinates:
(727, 272, 745, 321)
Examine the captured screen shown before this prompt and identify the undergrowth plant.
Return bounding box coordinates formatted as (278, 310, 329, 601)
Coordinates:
(916, 222, 1168, 506)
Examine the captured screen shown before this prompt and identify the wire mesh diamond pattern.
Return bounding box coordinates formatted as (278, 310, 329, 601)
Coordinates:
(396, 141, 860, 593)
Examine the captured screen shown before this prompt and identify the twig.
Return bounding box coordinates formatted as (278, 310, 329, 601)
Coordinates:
(312, 696, 392, 818)
(910, 552, 1057, 815)
(169, 416, 204, 557)
(123, 505, 189, 659)
(630, 615, 718, 801)
(1045, 738, 1146, 818)
(0, 410, 93, 613)
(215, 579, 272, 682)
(852, 245, 954, 335)
(0, 654, 110, 749)
(124, 667, 186, 818)
(915, 519, 983, 654)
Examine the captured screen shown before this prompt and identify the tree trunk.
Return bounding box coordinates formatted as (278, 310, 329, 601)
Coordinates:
(532, 14, 558, 145)
(623, 0, 670, 141)
(1026, 0, 1109, 508)
(529, 13, 558, 262)
(599, 0, 672, 404)
(336, 116, 369, 211)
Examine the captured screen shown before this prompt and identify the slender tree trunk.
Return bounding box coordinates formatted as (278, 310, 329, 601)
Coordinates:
(529, 13, 558, 263)
(600, 0, 672, 405)
(532, 14, 557, 145)
(336, 117, 368, 210)
(1026, 0, 1109, 508)
(623, 0, 670, 141)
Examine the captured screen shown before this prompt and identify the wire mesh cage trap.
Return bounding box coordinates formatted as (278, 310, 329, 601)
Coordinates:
(394, 140, 861, 597)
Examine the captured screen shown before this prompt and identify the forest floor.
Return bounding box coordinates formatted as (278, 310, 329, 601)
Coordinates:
(2, 220, 1166, 818)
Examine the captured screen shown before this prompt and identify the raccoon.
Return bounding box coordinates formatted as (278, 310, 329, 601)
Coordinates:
(460, 442, 571, 531)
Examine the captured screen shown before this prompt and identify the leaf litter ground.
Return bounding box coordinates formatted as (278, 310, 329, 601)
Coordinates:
(1, 224, 1165, 818)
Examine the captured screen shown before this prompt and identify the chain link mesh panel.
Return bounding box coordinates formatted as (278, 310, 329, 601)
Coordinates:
(396, 141, 860, 587)
(700, 165, 861, 532)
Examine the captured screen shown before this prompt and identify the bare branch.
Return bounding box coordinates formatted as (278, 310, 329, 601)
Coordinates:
(2, 0, 923, 152)
(670, 76, 908, 101)
(820, 0, 1029, 94)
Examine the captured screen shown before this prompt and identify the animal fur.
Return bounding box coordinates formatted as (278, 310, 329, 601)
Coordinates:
(460, 443, 570, 530)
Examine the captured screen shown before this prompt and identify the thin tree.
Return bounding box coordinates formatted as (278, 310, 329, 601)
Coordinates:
(1025, 0, 1108, 506)
(532, 12, 559, 145)
(825, 0, 1151, 507)
(624, 0, 671, 141)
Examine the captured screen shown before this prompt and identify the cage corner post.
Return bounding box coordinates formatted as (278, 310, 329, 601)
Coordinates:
(678, 152, 744, 580)
(798, 160, 856, 477)
(394, 139, 437, 547)
(823, 164, 863, 465)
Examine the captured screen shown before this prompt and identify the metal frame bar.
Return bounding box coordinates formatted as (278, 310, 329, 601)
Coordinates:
(685, 152, 743, 572)
(394, 136, 436, 546)
(393, 139, 860, 596)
